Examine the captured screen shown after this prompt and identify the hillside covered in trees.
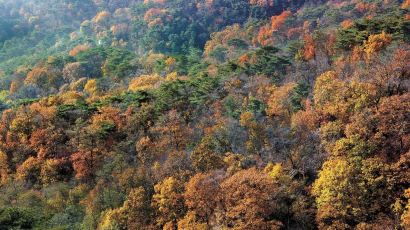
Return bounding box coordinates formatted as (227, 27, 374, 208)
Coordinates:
(0, 0, 409, 229)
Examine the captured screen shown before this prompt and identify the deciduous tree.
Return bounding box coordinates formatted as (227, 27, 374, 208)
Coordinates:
(220, 168, 282, 230)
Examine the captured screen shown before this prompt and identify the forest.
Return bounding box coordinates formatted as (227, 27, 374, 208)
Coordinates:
(0, 0, 409, 229)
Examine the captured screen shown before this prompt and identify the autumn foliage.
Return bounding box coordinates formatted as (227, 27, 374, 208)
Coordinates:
(0, 0, 409, 229)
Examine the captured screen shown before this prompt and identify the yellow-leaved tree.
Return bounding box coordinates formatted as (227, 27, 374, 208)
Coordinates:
(128, 74, 163, 92)
(84, 79, 99, 96)
(0, 151, 9, 185)
(402, 188, 410, 229)
(151, 177, 185, 227)
(363, 32, 392, 59)
(312, 158, 358, 229)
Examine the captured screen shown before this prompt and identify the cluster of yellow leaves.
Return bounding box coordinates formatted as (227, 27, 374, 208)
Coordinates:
(128, 74, 163, 92)
(25, 67, 57, 86)
(223, 153, 246, 174)
(80, 20, 92, 35)
(165, 72, 179, 81)
(40, 158, 68, 185)
(165, 57, 176, 67)
(313, 71, 345, 114)
(84, 79, 98, 95)
(266, 83, 296, 119)
(239, 111, 255, 127)
(9, 81, 22, 94)
(29, 102, 57, 121)
(98, 208, 126, 230)
(16, 156, 41, 182)
(0, 151, 8, 185)
(314, 71, 377, 120)
(165, 57, 176, 72)
(264, 162, 286, 182)
(239, 111, 267, 155)
(152, 177, 185, 226)
(191, 136, 225, 172)
(402, 189, 410, 228)
(59, 91, 84, 105)
(351, 45, 364, 61)
(311, 158, 355, 224)
(69, 78, 88, 92)
(204, 24, 247, 56)
(363, 31, 392, 59)
(177, 212, 207, 230)
(312, 159, 354, 229)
